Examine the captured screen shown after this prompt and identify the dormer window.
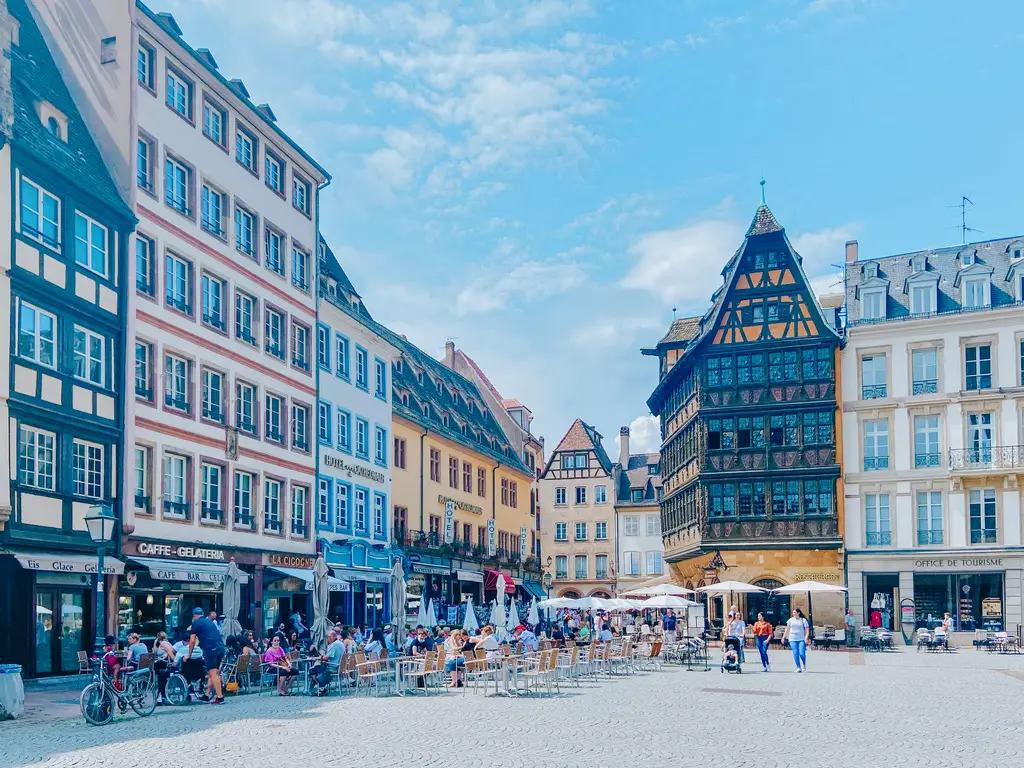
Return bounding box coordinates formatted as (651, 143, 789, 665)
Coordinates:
(442, 415, 449, 428)
(401, 393, 409, 406)
(963, 277, 989, 309)
(962, 251, 975, 266)
(864, 262, 879, 279)
(422, 403, 429, 417)
(912, 254, 926, 273)
(46, 117, 60, 139)
(37, 102, 68, 143)
(861, 288, 886, 320)
(910, 283, 935, 314)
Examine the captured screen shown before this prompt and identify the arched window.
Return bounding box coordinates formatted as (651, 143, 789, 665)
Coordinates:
(46, 117, 61, 139)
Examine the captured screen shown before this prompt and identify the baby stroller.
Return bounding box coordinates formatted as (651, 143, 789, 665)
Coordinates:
(721, 637, 742, 674)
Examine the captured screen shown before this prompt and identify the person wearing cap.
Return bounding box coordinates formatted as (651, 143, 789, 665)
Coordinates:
(514, 624, 538, 652)
(186, 606, 226, 704)
(383, 625, 399, 654)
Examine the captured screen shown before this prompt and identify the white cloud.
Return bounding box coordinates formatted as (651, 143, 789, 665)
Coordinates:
(791, 224, 858, 271)
(568, 316, 661, 349)
(362, 128, 444, 193)
(565, 192, 661, 236)
(277, 0, 371, 43)
(627, 414, 661, 454)
(457, 258, 586, 315)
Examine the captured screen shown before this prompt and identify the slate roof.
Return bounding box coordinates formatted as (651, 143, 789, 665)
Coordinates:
(746, 204, 783, 237)
(844, 235, 1024, 325)
(9, 0, 132, 221)
(546, 419, 613, 474)
(615, 452, 663, 505)
(656, 316, 702, 347)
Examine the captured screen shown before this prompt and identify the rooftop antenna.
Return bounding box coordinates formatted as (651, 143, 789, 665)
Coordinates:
(759, 177, 766, 205)
(956, 195, 981, 244)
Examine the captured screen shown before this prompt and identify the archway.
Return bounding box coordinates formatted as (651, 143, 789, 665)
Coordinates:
(589, 590, 611, 598)
(745, 578, 790, 626)
(558, 589, 581, 599)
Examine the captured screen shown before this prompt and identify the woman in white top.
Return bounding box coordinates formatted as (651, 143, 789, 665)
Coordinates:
(781, 608, 810, 672)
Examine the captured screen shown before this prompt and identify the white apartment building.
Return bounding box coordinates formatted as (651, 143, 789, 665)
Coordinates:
(123, 6, 330, 638)
(843, 236, 1024, 640)
(613, 426, 665, 593)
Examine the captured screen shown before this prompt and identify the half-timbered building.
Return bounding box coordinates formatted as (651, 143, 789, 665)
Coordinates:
(644, 204, 845, 628)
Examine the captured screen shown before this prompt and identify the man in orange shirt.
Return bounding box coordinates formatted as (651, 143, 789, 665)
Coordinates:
(753, 613, 773, 672)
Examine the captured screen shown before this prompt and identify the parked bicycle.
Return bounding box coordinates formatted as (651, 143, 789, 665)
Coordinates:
(80, 659, 157, 726)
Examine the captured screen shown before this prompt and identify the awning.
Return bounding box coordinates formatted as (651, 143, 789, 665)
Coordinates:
(267, 566, 349, 592)
(7, 549, 124, 575)
(485, 570, 516, 594)
(332, 568, 391, 585)
(455, 569, 484, 584)
(523, 581, 546, 600)
(131, 557, 248, 584)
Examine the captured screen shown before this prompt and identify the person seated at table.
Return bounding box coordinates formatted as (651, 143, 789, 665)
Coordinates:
(444, 629, 467, 688)
(151, 631, 176, 705)
(101, 635, 122, 688)
(124, 632, 149, 670)
(550, 624, 565, 646)
(470, 624, 501, 660)
(514, 624, 538, 652)
(383, 625, 399, 655)
(308, 630, 344, 696)
(405, 626, 422, 653)
(364, 628, 387, 658)
(598, 623, 614, 643)
(263, 635, 298, 696)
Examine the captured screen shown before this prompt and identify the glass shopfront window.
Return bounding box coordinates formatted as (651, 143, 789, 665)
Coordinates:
(913, 573, 1003, 631)
(864, 573, 899, 630)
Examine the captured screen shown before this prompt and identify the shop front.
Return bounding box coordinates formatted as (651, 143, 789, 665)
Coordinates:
(261, 553, 350, 634)
(407, 560, 453, 619)
(319, 539, 393, 628)
(454, 568, 484, 604)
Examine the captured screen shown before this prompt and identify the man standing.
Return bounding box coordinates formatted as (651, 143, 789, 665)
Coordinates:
(844, 609, 857, 648)
(186, 606, 226, 704)
(663, 610, 677, 642)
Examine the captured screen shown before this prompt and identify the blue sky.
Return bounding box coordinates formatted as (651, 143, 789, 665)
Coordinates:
(166, 0, 1024, 456)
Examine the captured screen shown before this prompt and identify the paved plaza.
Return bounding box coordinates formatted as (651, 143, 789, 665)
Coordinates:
(4, 648, 1024, 768)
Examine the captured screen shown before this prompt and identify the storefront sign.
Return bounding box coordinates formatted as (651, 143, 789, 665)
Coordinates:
(12, 552, 124, 575)
(914, 558, 1004, 571)
(900, 598, 915, 626)
(437, 494, 483, 515)
(137, 541, 225, 561)
(324, 454, 386, 484)
(443, 501, 455, 544)
(519, 526, 528, 559)
(982, 597, 1002, 618)
(265, 554, 316, 568)
(413, 563, 451, 576)
(793, 572, 842, 582)
(487, 519, 496, 557)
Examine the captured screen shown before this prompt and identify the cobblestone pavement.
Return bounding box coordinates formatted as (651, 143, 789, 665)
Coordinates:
(4, 648, 1024, 768)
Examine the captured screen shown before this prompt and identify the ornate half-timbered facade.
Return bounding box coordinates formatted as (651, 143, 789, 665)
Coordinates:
(644, 204, 844, 627)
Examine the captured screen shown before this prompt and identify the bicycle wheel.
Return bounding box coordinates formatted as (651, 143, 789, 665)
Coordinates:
(165, 673, 189, 706)
(129, 674, 157, 716)
(80, 682, 114, 726)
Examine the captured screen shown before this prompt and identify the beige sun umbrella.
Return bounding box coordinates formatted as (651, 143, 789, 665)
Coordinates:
(220, 559, 243, 639)
(310, 556, 332, 653)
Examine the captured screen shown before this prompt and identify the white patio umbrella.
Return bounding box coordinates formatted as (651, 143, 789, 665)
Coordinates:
(390, 559, 407, 641)
(494, 594, 508, 641)
(310, 556, 332, 652)
(416, 595, 428, 628)
(622, 583, 696, 597)
(772, 581, 848, 631)
(424, 598, 438, 629)
(538, 597, 576, 609)
(696, 580, 767, 625)
(640, 595, 701, 610)
(506, 599, 520, 632)
(527, 598, 540, 627)
(462, 596, 480, 633)
(219, 559, 243, 639)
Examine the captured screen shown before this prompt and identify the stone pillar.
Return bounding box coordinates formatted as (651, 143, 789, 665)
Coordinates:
(1004, 569, 1022, 633)
(949, 484, 967, 547)
(1003, 483, 1021, 547)
(899, 571, 915, 644)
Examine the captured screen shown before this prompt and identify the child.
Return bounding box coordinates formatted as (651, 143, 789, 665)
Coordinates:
(101, 635, 122, 690)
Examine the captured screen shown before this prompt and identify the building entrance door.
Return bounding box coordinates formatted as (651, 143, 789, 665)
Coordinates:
(745, 579, 790, 626)
(35, 588, 89, 676)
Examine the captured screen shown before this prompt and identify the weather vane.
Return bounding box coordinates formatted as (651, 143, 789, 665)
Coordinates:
(760, 177, 766, 205)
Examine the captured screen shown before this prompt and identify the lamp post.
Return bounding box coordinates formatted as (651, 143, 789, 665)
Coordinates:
(542, 567, 553, 631)
(85, 504, 116, 658)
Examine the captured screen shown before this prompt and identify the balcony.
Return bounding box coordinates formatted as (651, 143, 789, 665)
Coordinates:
(134, 494, 150, 512)
(949, 446, 1024, 472)
(202, 312, 226, 331)
(970, 529, 997, 544)
(163, 500, 189, 519)
(861, 384, 887, 400)
(291, 521, 308, 537)
(202, 404, 224, 423)
(234, 512, 255, 529)
(917, 530, 944, 545)
(165, 392, 189, 412)
(265, 516, 282, 534)
(201, 504, 223, 523)
(912, 379, 938, 395)
(865, 531, 891, 546)
(863, 456, 889, 471)
(914, 453, 940, 469)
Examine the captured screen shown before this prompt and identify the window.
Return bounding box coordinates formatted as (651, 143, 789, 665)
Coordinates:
(477, 467, 486, 497)
(461, 461, 472, 492)
(595, 485, 607, 504)
(201, 369, 224, 422)
(235, 291, 256, 345)
(234, 472, 255, 528)
(18, 426, 55, 491)
(574, 521, 587, 541)
(554, 522, 567, 541)
(804, 478, 834, 516)
(394, 437, 406, 469)
(165, 252, 191, 313)
(291, 403, 309, 450)
(865, 493, 891, 546)
(771, 480, 801, 516)
(429, 448, 440, 482)
(134, 447, 150, 511)
(164, 156, 191, 216)
(73, 213, 108, 276)
(264, 308, 284, 359)
(801, 411, 833, 446)
(575, 486, 587, 505)
(574, 555, 588, 579)
(137, 137, 154, 192)
(264, 479, 282, 533)
(163, 354, 188, 412)
(375, 359, 387, 399)
(265, 394, 284, 443)
(861, 355, 886, 399)
(375, 426, 387, 465)
(292, 323, 310, 370)
(965, 345, 992, 390)
(646, 515, 660, 536)
(706, 355, 734, 387)
(555, 555, 568, 580)
(317, 479, 332, 527)
(201, 273, 225, 330)
(265, 152, 284, 194)
(265, 228, 284, 274)
(318, 403, 332, 443)
(554, 487, 566, 505)
(911, 283, 935, 314)
(235, 206, 256, 257)
(355, 418, 369, 459)
(449, 456, 459, 488)
(337, 410, 351, 452)
(354, 488, 368, 531)
(967, 412, 993, 466)
(136, 235, 154, 295)
(317, 326, 330, 369)
(373, 493, 386, 536)
(355, 347, 368, 389)
(292, 175, 311, 215)
(595, 521, 608, 540)
(769, 414, 798, 447)
(709, 484, 736, 517)
(963, 277, 989, 309)
(20, 178, 60, 247)
(292, 248, 309, 291)
(200, 463, 223, 521)
(165, 68, 193, 119)
(235, 127, 257, 172)
(510, 481, 518, 509)
(202, 99, 226, 146)
(623, 551, 640, 577)
(739, 352, 766, 384)
(969, 489, 997, 544)
(17, 302, 56, 367)
(912, 348, 938, 395)
(917, 491, 943, 545)
(135, 342, 152, 398)
(709, 417, 735, 450)
(137, 39, 154, 88)
(914, 416, 940, 468)
(861, 289, 885, 320)
(646, 551, 663, 576)
(623, 515, 639, 536)
(336, 335, 350, 379)
(162, 454, 188, 518)
(200, 185, 225, 237)
(336, 482, 350, 528)
(595, 554, 609, 580)
(863, 420, 889, 471)
(631, 489, 644, 503)
(235, 381, 257, 435)
(291, 486, 308, 536)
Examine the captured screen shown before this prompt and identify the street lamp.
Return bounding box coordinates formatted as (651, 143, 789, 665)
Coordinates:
(542, 566, 553, 631)
(85, 504, 116, 658)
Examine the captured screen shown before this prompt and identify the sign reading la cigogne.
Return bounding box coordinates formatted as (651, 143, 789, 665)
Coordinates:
(137, 541, 225, 561)
(438, 494, 483, 515)
(324, 454, 386, 484)
(265, 553, 316, 569)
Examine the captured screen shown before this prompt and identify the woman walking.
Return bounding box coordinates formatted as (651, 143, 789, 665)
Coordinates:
(782, 608, 810, 673)
(753, 613, 773, 672)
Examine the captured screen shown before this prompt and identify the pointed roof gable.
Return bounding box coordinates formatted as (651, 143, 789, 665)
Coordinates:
(547, 419, 613, 474)
(746, 204, 783, 237)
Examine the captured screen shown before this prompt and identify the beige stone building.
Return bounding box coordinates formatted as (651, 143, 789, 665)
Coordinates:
(539, 419, 616, 597)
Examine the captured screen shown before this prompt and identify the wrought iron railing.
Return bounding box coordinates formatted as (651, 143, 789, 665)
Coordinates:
(861, 384, 887, 400)
(914, 453, 940, 468)
(865, 531, 891, 546)
(949, 446, 1024, 471)
(912, 379, 938, 395)
(917, 530, 944, 545)
(970, 529, 997, 544)
(863, 456, 889, 471)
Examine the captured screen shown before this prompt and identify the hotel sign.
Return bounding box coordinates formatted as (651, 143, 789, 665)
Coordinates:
(520, 526, 528, 559)
(487, 519, 496, 557)
(437, 495, 483, 515)
(443, 501, 456, 544)
(324, 454, 386, 485)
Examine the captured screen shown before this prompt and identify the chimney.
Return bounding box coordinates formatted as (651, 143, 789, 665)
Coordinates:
(619, 426, 630, 465)
(443, 340, 455, 367)
(845, 240, 859, 264)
